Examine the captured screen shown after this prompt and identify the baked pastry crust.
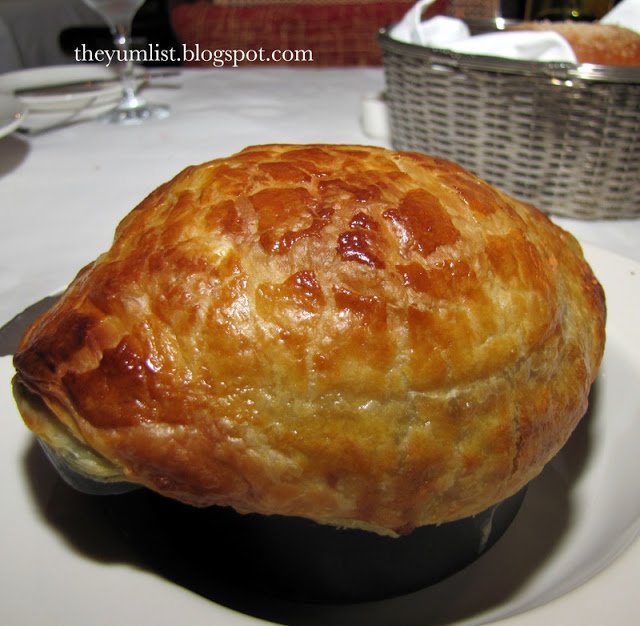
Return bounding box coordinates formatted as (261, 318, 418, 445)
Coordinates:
(13, 144, 605, 536)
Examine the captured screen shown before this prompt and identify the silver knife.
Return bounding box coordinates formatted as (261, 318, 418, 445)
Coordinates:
(15, 79, 121, 97)
(14, 71, 182, 98)
(0, 293, 61, 357)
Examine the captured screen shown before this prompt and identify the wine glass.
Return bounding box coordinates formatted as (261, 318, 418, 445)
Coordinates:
(82, 0, 170, 124)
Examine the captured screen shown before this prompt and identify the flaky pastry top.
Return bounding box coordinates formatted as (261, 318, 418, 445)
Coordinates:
(13, 144, 605, 535)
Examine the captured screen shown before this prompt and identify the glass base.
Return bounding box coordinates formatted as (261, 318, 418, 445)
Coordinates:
(101, 102, 170, 125)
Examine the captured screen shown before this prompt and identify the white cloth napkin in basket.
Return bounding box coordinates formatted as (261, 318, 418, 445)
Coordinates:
(390, 0, 640, 63)
(362, 0, 640, 139)
(601, 0, 640, 29)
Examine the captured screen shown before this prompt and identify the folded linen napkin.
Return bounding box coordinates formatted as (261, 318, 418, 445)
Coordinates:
(390, 0, 640, 62)
(391, 5, 471, 47)
(601, 0, 640, 28)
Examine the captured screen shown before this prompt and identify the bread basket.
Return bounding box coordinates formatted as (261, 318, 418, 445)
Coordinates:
(379, 20, 640, 219)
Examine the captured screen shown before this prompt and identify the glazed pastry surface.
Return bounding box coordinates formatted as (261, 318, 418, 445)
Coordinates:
(13, 144, 605, 535)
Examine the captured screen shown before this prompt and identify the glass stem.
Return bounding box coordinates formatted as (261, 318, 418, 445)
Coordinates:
(112, 21, 140, 107)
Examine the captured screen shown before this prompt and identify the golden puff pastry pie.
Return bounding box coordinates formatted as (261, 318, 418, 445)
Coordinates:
(13, 144, 605, 536)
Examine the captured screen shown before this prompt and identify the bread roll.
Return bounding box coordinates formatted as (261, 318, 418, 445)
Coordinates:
(510, 21, 640, 65)
(13, 144, 605, 536)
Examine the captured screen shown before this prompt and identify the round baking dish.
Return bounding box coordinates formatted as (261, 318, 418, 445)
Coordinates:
(38, 436, 526, 603)
(103, 486, 527, 603)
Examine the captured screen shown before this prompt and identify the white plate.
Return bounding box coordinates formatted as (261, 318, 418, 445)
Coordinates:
(1, 243, 638, 626)
(0, 64, 124, 113)
(0, 94, 27, 139)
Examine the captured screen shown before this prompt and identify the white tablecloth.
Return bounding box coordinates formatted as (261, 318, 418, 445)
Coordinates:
(0, 68, 388, 324)
(0, 65, 639, 626)
(1, 66, 638, 327)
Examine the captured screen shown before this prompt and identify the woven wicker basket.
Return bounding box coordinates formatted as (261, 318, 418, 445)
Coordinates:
(379, 21, 640, 219)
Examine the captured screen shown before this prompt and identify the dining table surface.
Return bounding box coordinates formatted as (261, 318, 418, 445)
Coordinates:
(1, 65, 639, 626)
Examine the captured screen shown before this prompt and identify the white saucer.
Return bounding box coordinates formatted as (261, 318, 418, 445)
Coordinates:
(0, 94, 27, 139)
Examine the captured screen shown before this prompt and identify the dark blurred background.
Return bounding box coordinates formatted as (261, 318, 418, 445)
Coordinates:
(59, 0, 180, 67)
